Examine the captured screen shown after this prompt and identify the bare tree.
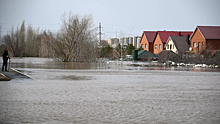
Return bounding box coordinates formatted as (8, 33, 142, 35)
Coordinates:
(51, 12, 98, 62)
(26, 25, 35, 56)
(3, 21, 26, 57)
(19, 21, 26, 57)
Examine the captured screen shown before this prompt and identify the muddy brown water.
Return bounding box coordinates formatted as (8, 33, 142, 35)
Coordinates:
(0, 58, 220, 124)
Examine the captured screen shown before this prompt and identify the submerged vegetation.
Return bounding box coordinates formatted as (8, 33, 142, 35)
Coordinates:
(61, 75, 92, 80)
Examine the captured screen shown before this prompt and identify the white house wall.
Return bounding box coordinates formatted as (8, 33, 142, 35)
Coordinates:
(166, 38, 178, 54)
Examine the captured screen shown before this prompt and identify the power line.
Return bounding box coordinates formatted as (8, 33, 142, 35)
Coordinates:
(102, 23, 145, 29)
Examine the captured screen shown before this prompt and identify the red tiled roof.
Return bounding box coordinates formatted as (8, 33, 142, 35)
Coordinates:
(180, 32, 193, 36)
(198, 26, 220, 39)
(158, 31, 193, 44)
(157, 31, 179, 43)
(143, 31, 157, 43)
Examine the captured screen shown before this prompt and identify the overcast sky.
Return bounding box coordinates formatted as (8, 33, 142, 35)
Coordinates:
(0, 0, 220, 40)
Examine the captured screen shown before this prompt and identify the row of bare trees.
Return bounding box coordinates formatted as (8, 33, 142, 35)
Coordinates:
(3, 21, 26, 57)
(1, 12, 99, 62)
(2, 21, 58, 58)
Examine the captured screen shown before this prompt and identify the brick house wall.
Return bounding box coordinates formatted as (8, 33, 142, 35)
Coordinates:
(206, 39, 220, 50)
(140, 34, 154, 53)
(191, 28, 220, 54)
(140, 34, 149, 50)
(190, 28, 206, 54)
(154, 34, 165, 54)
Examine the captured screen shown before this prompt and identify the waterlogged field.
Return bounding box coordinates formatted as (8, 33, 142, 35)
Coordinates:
(0, 58, 220, 124)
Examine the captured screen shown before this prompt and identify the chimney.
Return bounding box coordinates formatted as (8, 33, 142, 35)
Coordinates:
(186, 34, 190, 45)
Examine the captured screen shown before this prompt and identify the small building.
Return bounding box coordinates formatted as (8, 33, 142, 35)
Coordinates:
(119, 38, 124, 45)
(190, 26, 220, 55)
(154, 31, 192, 54)
(140, 31, 157, 53)
(130, 36, 141, 49)
(165, 35, 190, 56)
(108, 38, 119, 47)
(138, 50, 158, 61)
(124, 37, 129, 45)
(128, 37, 133, 44)
(136, 36, 141, 49)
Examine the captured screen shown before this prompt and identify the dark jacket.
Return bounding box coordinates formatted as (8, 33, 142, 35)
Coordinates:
(3, 49, 9, 60)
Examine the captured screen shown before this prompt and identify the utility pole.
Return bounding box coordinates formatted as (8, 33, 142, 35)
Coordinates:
(99, 22, 102, 43)
(121, 40, 122, 61)
(0, 22, 1, 43)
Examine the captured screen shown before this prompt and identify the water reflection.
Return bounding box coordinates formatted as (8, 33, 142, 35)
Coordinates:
(1, 58, 220, 124)
(139, 66, 220, 72)
(9, 57, 109, 70)
(6, 57, 220, 72)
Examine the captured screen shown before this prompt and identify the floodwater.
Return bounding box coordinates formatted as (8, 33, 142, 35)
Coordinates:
(0, 58, 220, 124)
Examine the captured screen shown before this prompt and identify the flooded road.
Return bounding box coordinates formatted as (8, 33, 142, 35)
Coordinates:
(0, 58, 220, 124)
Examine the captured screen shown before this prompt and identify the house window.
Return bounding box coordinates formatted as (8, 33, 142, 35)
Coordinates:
(155, 44, 157, 50)
(167, 45, 169, 49)
(159, 44, 161, 50)
(173, 45, 174, 49)
(170, 45, 172, 49)
(193, 42, 196, 48)
(141, 44, 143, 48)
(202, 42, 204, 48)
(145, 44, 147, 49)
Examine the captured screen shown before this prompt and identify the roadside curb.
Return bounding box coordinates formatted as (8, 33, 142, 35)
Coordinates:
(1, 68, 34, 80)
(0, 73, 10, 81)
(10, 68, 34, 79)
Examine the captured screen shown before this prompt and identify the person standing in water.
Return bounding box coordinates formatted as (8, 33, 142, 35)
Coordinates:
(2, 47, 9, 71)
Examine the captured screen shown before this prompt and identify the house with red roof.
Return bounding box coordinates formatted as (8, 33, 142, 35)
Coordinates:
(140, 31, 157, 53)
(190, 26, 220, 55)
(154, 31, 193, 54)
